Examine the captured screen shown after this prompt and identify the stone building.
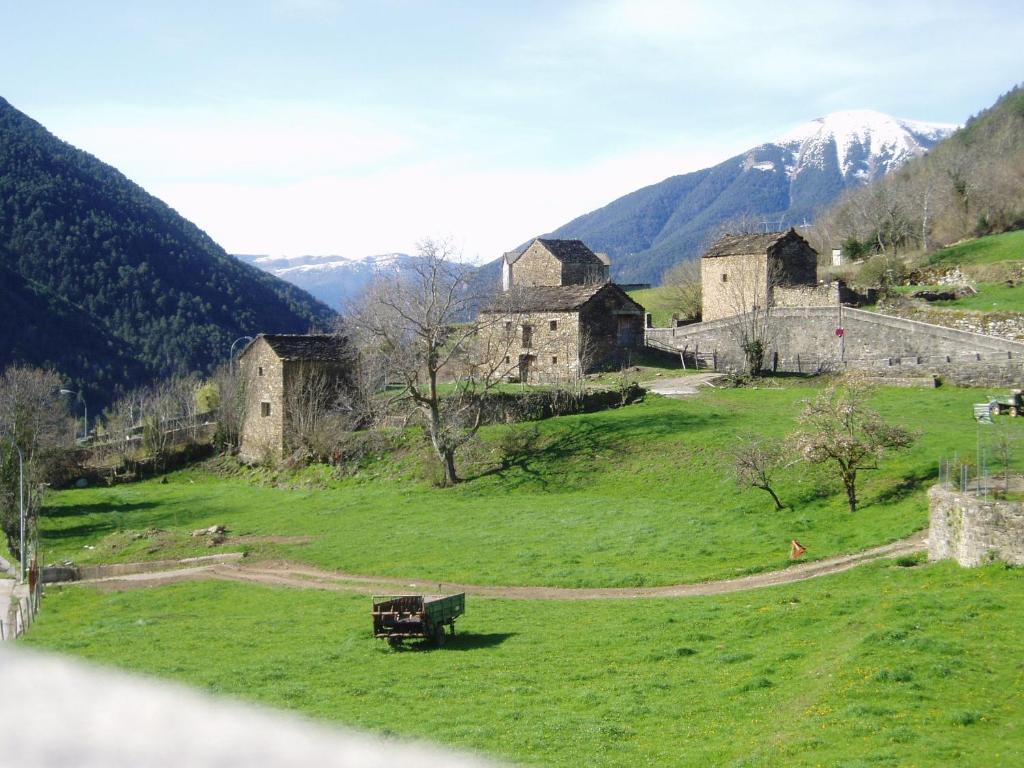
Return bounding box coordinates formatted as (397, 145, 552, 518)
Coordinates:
(483, 238, 644, 383)
(238, 334, 349, 462)
(502, 238, 610, 291)
(701, 229, 824, 322)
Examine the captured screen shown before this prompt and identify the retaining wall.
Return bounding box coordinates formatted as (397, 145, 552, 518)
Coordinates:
(928, 485, 1024, 566)
(646, 307, 1024, 384)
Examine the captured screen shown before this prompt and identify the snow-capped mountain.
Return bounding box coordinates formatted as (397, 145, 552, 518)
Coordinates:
(542, 110, 957, 284)
(234, 252, 412, 311)
(765, 109, 956, 183)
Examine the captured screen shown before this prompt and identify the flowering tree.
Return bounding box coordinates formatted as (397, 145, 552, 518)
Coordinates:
(790, 379, 914, 512)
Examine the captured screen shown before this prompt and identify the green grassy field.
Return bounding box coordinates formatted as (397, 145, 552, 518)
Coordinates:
(928, 230, 1024, 266)
(40, 384, 1024, 587)
(23, 559, 1024, 767)
(628, 286, 678, 327)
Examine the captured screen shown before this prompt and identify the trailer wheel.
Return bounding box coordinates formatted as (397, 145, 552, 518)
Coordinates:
(387, 637, 402, 648)
(433, 624, 446, 647)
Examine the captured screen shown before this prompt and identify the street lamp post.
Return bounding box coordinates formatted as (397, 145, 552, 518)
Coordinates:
(60, 389, 88, 442)
(2, 439, 25, 582)
(230, 336, 254, 376)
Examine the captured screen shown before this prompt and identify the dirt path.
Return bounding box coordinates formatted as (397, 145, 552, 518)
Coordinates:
(75, 530, 928, 600)
(645, 372, 724, 397)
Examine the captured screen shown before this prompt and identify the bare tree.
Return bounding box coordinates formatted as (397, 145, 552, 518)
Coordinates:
(661, 258, 702, 322)
(733, 435, 788, 510)
(790, 378, 914, 512)
(0, 365, 73, 561)
(349, 238, 519, 486)
(211, 363, 247, 454)
(721, 255, 781, 375)
(283, 365, 364, 463)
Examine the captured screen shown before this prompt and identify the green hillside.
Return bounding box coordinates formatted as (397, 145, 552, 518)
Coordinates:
(40, 384, 1020, 587)
(929, 229, 1024, 266)
(0, 96, 335, 404)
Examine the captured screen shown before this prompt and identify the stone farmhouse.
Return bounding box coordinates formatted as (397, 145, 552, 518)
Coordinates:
(481, 238, 645, 384)
(649, 228, 1024, 384)
(238, 334, 349, 462)
(701, 228, 839, 322)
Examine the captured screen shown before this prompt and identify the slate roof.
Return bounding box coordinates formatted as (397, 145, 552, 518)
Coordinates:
(703, 229, 802, 258)
(481, 283, 643, 314)
(506, 238, 606, 266)
(250, 334, 348, 362)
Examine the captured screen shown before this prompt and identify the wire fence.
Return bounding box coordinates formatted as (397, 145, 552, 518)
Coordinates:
(939, 453, 995, 499)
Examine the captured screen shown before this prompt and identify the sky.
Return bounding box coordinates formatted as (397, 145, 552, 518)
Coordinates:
(2, 1, 1023, 263)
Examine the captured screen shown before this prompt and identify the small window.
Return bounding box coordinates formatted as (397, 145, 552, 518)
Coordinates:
(721, 273, 728, 283)
(552, 356, 558, 364)
(258, 365, 264, 376)
(522, 325, 533, 348)
(260, 401, 271, 417)
(549, 320, 557, 331)
(504, 321, 513, 333)
(504, 355, 510, 364)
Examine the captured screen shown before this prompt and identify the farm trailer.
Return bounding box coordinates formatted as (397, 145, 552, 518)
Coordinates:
(372, 593, 466, 647)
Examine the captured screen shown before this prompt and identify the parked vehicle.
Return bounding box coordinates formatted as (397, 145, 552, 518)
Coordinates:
(372, 593, 465, 646)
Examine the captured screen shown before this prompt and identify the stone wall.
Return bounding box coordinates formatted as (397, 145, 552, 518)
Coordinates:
(579, 288, 645, 369)
(701, 253, 769, 323)
(928, 485, 1024, 566)
(485, 310, 583, 384)
(239, 339, 285, 462)
(773, 283, 840, 309)
(646, 306, 1024, 383)
(510, 242, 562, 288)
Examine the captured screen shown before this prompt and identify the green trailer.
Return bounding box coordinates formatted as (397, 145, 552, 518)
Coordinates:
(372, 593, 465, 646)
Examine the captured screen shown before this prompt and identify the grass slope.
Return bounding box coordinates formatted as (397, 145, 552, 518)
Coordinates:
(929, 230, 1024, 266)
(23, 560, 1024, 767)
(42, 384, 1022, 587)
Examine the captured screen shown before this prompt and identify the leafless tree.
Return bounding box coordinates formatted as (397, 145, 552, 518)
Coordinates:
(0, 365, 73, 560)
(211, 363, 247, 454)
(348, 238, 520, 486)
(721, 256, 781, 375)
(99, 387, 146, 469)
(283, 365, 365, 463)
(790, 378, 914, 512)
(661, 258, 702, 322)
(733, 435, 788, 510)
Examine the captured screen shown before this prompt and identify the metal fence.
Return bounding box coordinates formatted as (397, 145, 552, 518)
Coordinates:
(938, 453, 994, 499)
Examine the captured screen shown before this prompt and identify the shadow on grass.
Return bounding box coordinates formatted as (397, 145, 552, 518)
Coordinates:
(468, 408, 722, 490)
(42, 501, 160, 518)
(872, 467, 936, 506)
(385, 632, 516, 652)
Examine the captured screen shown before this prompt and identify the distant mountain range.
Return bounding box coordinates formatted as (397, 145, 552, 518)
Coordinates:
(234, 253, 413, 312)
(541, 110, 956, 284)
(0, 97, 335, 406)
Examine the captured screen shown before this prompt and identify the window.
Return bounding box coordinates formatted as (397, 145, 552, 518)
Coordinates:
(260, 401, 271, 417)
(552, 356, 558, 364)
(522, 324, 533, 348)
(549, 320, 558, 331)
(504, 355, 510, 364)
(258, 365, 264, 376)
(504, 321, 513, 334)
(721, 273, 728, 283)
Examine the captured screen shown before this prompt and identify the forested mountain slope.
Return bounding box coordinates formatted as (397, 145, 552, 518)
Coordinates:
(0, 97, 335, 403)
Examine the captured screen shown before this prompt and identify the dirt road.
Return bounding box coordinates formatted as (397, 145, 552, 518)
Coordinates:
(73, 530, 928, 600)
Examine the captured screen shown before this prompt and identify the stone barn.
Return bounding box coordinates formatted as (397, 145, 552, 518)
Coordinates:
(238, 334, 350, 462)
(483, 238, 644, 383)
(701, 229, 827, 322)
(502, 238, 610, 291)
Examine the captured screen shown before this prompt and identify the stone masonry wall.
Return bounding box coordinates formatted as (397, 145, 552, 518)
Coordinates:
(510, 242, 562, 288)
(928, 485, 1024, 566)
(646, 306, 1024, 383)
(483, 310, 583, 384)
(239, 340, 285, 462)
(773, 283, 840, 309)
(701, 253, 769, 323)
